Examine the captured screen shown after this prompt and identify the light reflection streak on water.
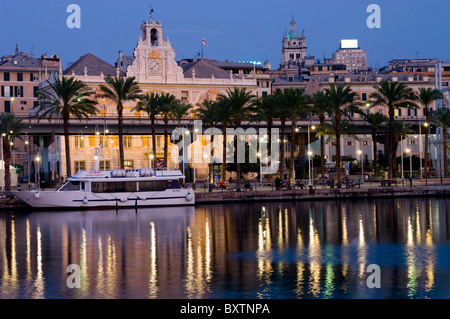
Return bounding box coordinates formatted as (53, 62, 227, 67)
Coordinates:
(358, 216, 367, 280)
(1, 218, 19, 298)
(80, 228, 89, 295)
(33, 226, 45, 299)
(148, 222, 158, 299)
(106, 235, 117, 298)
(340, 207, 349, 292)
(257, 207, 273, 299)
(294, 221, 304, 298)
(308, 209, 321, 297)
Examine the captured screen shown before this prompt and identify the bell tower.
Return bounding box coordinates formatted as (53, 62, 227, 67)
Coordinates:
(281, 17, 307, 72)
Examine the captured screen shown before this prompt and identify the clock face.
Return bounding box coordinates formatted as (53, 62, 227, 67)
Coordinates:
(149, 59, 161, 74)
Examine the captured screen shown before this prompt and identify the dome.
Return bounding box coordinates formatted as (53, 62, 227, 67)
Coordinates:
(287, 30, 301, 40)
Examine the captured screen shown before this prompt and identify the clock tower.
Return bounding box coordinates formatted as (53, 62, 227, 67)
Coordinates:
(126, 18, 184, 83)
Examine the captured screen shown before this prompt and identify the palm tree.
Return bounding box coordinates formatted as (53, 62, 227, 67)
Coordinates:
(252, 95, 278, 158)
(431, 108, 450, 177)
(216, 101, 233, 183)
(416, 87, 443, 176)
(284, 88, 311, 184)
(36, 76, 98, 177)
(273, 90, 289, 179)
(171, 101, 192, 174)
(196, 100, 219, 183)
(99, 76, 142, 169)
(132, 92, 160, 168)
(358, 111, 388, 177)
(218, 88, 255, 190)
(370, 81, 417, 179)
(323, 84, 359, 188)
(157, 93, 177, 167)
(0, 113, 25, 191)
(311, 91, 331, 177)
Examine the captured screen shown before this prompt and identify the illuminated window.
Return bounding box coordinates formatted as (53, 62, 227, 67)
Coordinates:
(124, 135, 132, 148)
(74, 136, 84, 148)
(74, 161, 86, 171)
(99, 161, 111, 170)
(124, 160, 134, 169)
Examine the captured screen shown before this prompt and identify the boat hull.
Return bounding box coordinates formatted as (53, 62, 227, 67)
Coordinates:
(11, 188, 195, 209)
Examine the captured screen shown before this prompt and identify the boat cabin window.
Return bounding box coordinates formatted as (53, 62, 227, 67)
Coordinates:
(91, 181, 137, 193)
(59, 181, 81, 191)
(138, 181, 166, 192)
(166, 179, 181, 189)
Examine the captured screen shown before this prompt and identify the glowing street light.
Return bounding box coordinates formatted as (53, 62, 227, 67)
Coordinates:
(357, 149, 363, 182)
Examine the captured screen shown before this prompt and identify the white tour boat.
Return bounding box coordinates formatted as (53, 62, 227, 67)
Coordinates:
(12, 147, 195, 209)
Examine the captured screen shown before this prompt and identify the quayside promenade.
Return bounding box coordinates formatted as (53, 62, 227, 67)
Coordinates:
(195, 184, 450, 204)
(1, 178, 449, 209)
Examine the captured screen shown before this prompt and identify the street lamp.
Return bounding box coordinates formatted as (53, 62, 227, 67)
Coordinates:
(149, 154, 154, 169)
(405, 147, 412, 180)
(307, 150, 313, 186)
(257, 152, 262, 188)
(357, 149, 363, 183)
(35, 155, 41, 190)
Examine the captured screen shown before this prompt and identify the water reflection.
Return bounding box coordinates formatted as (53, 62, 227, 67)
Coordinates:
(0, 198, 449, 299)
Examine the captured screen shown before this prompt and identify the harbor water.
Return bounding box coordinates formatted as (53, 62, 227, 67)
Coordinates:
(1, 197, 450, 299)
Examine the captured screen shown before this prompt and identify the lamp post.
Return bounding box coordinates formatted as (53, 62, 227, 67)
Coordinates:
(25, 139, 30, 189)
(405, 147, 412, 179)
(257, 152, 262, 188)
(401, 135, 404, 179)
(149, 154, 154, 169)
(35, 155, 41, 190)
(423, 121, 429, 177)
(357, 149, 363, 183)
(307, 150, 313, 186)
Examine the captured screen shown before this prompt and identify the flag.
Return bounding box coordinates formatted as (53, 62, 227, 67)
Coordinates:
(202, 37, 208, 46)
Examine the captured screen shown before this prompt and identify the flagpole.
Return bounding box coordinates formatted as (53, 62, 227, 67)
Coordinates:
(201, 35, 203, 59)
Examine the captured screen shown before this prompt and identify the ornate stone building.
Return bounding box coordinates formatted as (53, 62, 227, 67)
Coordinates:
(44, 17, 258, 181)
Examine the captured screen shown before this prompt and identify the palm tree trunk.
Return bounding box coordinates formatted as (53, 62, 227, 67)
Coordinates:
(118, 104, 125, 169)
(63, 117, 72, 177)
(289, 116, 296, 184)
(319, 115, 325, 177)
(392, 138, 399, 177)
(335, 114, 342, 188)
(372, 129, 378, 177)
(3, 142, 11, 192)
(443, 129, 448, 177)
(209, 125, 215, 183)
(235, 120, 241, 190)
(164, 119, 169, 167)
(388, 108, 395, 179)
(279, 119, 286, 179)
(151, 116, 157, 168)
(221, 124, 227, 183)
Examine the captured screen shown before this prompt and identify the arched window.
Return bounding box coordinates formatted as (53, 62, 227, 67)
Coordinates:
(151, 29, 158, 46)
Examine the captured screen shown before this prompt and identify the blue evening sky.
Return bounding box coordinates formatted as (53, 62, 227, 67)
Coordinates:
(1, 0, 449, 70)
